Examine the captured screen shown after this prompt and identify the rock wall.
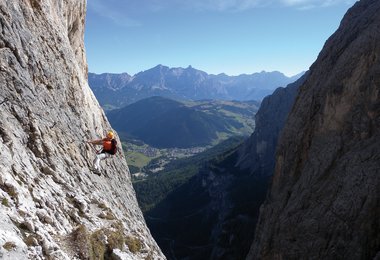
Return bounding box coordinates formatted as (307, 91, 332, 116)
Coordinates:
(0, 0, 164, 259)
(248, 0, 380, 259)
(236, 74, 306, 176)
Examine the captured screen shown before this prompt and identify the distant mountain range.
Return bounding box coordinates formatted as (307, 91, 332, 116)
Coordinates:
(89, 65, 303, 108)
(107, 96, 260, 148)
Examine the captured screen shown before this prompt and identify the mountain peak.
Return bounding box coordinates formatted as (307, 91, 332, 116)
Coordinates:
(89, 66, 302, 107)
(153, 64, 169, 70)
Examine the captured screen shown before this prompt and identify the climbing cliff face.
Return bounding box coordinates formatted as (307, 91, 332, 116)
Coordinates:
(0, 1, 164, 259)
(249, 0, 380, 259)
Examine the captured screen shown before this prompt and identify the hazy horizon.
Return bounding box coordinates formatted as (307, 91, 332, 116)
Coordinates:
(85, 0, 357, 77)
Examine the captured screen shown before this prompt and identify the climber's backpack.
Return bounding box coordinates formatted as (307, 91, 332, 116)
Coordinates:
(103, 139, 117, 155)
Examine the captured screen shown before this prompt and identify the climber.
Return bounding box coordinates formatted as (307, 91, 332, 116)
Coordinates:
(87, 131, 118, 175)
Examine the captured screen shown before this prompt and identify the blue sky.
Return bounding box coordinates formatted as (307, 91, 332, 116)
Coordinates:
(84, 0, 357, 77)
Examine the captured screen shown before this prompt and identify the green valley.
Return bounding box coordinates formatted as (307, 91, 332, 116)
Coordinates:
(131, 136, 245, 212)
(108, 96, 259, 149)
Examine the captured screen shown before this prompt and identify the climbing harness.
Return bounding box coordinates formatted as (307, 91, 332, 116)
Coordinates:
(87, 142, 102, 154)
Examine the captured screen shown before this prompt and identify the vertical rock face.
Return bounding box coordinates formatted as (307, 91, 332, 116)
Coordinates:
(0, 1, 164, 259)
(236, 74, 306, 176)
(249, 0, 380, 259)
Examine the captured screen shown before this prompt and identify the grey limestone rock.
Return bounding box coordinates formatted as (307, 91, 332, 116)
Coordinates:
(0, 0, 164, 259)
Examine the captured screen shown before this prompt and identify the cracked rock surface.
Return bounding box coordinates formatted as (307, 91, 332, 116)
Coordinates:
(248, 0, 380, 259)
(0, 1, 164, 259)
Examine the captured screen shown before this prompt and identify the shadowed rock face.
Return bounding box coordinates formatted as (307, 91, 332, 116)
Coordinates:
(0, 1, 163, 259)
(249, 0, 380, 259)
(236, 74, 307, 177)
